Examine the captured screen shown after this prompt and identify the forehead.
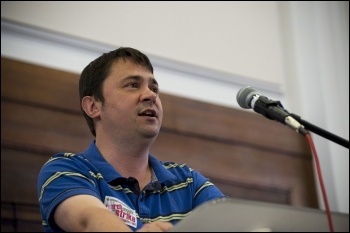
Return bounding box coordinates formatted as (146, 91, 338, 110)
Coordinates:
(104, 59, 156, 85)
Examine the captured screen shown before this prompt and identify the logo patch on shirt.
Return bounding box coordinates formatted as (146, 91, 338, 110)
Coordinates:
(104, 196, 137, 228)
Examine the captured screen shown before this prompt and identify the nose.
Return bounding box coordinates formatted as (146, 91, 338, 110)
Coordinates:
(141, 88, 157, 104)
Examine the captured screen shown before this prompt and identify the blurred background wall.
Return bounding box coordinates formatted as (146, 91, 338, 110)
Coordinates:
(1, 1, 348, 214)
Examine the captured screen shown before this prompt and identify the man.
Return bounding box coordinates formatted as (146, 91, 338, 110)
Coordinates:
(37, 47, 225, 232)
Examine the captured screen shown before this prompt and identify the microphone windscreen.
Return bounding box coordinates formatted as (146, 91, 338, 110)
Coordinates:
(236, 86, 258, 109)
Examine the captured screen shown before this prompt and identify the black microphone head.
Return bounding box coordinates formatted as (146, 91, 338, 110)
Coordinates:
(236, 86, 258, 109)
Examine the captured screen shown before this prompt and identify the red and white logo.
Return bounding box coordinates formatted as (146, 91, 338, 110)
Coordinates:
(104, 196, 137, 228)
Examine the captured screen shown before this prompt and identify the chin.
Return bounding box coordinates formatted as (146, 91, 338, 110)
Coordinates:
(141, 130, 159, 139)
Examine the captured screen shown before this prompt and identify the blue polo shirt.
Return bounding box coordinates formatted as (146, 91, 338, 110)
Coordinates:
(37, 140, 225, 231)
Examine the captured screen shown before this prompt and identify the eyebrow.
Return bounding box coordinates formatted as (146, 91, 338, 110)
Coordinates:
(123, 75, 158, 86)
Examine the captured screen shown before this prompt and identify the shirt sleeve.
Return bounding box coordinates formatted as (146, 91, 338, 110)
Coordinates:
(191, 169, 226, 207)
(37, 153, 101, 231)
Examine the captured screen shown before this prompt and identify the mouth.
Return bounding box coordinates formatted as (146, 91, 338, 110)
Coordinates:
(139, 109, 157, 118)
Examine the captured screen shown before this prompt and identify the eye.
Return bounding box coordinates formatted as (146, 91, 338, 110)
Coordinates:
(151, 86, 159, 94)
(126, 82, 139, 88)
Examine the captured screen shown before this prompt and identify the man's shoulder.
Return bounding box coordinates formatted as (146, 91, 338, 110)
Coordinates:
(49, 151, 86, 160)
(161, 161, 195, 177)
(161, 161, 190, 169)
(43, 151, 88, 166)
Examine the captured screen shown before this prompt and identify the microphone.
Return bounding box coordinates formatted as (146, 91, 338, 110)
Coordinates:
(236, 86, 307, 135)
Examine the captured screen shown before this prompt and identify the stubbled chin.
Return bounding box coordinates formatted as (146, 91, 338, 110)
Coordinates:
(142, 132, 159, 139)
(139, 127, 160, 139)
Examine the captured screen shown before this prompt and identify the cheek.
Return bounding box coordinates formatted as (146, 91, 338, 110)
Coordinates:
(102, 101, 127, 119)
(157, 101, 164, 118)
(158, 109, 164, 124)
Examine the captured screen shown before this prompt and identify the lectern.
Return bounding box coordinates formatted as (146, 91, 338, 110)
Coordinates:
(171, 198, 349, 232)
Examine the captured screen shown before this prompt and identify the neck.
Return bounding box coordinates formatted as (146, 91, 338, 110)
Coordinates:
(94, 136, 152, 186)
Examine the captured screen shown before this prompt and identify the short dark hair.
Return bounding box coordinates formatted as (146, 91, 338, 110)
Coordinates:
(79, 47, 154, 136)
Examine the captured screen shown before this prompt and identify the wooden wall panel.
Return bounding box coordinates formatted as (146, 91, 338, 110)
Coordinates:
(2, 101, 92, 153)
(1, 57, 80, 112)
(1, 202, 42, 232)
(1, 147, 51, 203)
(159, 93, 310, 155)
(152, 130, 317, 207)
(1, 57, 318, 232)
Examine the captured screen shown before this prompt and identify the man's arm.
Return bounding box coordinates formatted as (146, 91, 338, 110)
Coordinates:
(54, 194, 173, 232)
(55, 194, 132, 231)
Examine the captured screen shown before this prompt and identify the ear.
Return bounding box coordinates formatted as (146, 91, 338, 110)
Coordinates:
(81, 96, 100, 118)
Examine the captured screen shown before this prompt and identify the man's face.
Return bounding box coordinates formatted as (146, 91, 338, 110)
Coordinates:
(97, 59, 163, 142)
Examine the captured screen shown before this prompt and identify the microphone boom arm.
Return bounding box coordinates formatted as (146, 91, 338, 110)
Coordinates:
(290, 113, 349, 149)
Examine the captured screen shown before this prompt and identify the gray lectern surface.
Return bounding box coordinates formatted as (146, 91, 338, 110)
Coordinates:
(171, 198, 349, 232)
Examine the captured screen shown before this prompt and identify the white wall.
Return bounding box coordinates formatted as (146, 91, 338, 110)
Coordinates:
(279, 1, 349, 214)
(1, 1, 284, 85)
(1, 1, 348, 214)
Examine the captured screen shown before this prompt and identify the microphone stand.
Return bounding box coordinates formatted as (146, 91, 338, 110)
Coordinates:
(290, 113, 349, 149)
